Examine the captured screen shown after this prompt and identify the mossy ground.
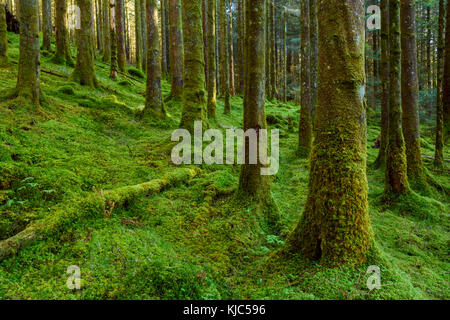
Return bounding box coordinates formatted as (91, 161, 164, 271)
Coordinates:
(0, 32, 449, 300)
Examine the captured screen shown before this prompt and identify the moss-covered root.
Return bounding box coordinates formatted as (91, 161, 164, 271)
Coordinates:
(0, 168, 200, 262)
(0, 4, 8, 66)
(288, 0, 371, 266)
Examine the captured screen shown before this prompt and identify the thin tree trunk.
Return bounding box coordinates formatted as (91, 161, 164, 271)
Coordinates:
(102, 0, 111, 62)
(228, 0, 235, 95)
(115, 0, 126, 72)
(110, 0, 118, 78)
(435, 0, 445, 168)
(202, 0, 208, 86)
(207, 0, 217, 117)
(219, 0, 230, 113)
(135, 0, 141, 68)
(309, 0, 318, 116)
(41, 0, 52, 51)
(443, 0, 450, 138)
(0, 4, 8, 65)
(168, 0, 183, 99)
(140, 0, 147, 72)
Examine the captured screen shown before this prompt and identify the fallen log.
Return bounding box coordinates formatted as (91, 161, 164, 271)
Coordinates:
(0, 168, 199, 261)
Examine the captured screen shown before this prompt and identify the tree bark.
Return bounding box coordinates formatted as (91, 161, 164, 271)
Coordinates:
(207, 0, 217, 118)
(102, 0, 111, 62)
(219, 0, 230, 113)
(228, 0, 235, 96)
(298, 0, 312, 156)
(41, 0, 52, 51)
(110, 0, 118, 78)
(168, 0, 183, 99)
(385, 0, 408, 194)
(309, 0, 318, 115)
(289, 0, 371, 265)
(0, 4, 7, 65)
(140, 0, 147, 72)
(115, 0, 126, 72)
(53, 0, 74, 66)
(443, 0, 450, 138)
(435, 0, 445, 168)
(134, 0, 141, 68)
(179, 0, 207, 133)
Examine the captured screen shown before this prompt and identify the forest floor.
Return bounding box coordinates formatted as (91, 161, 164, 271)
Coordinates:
(0, 32, 449, 300)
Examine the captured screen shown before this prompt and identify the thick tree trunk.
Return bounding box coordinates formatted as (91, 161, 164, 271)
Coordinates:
(219, 0, 230, 113)
(16, 0, 41, 105)
(400, 0, 424, 180)
(41, 0, 52, 51)
(115, 0, 126, 72)
(298, 0, 312, 156)
(71, 0, 98, 88)
(0, 4, 7, 65)
(435, 0, 445, 168)
(110, 0, 118, 79)
(134, 0, 141, 69)
(53, 0, 73, 66)
(385, 0, 408, 194)
(168, 0, 183, 99)
(374, 0, 389, 168)
(289, 0, 371, 265)
(207, 0, 217, 118)
(141, 0, 165, 119)
(179, 0, 207, 132)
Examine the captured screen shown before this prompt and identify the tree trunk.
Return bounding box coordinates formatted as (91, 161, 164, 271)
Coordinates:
(219, 0, 230, 113)
(309, 0, 318, 116)
(269, 0, 276, 99)
(102, 0, 111, 62)
(202, 0, 208, 86)
(115, 0, 126, 72)
(41, 0, 52, 51)
(53, 0, 73, 66)
(168, 0, 183, 99)
(289, 0, 370, 265)
(385, 0, 408, 194)
(236, 0, 244, 95)
(179, 0, 207, 132)
(161, 0, 167, 75)
(228, 0, 235, 96)
(0, 4, 7, 65)
(71, 0, 98, 88)
(298, 0, 312, 156)
(374, 0, 389, 168)
(16, 0, 41, 105)
(400, 0, 424, 180)
(110, 0, 118, 78)
(207, 0, 217, 118)
(282, 8, 287, 102)
(141, 0, 165, 119)
(140, 0, 147, 72)
(435, 0, 445, 168)
(134, 0, 141, 68)
(443, 0, 450, 138)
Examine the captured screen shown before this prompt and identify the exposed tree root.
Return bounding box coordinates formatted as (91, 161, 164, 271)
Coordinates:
(0, 168, 199, 261)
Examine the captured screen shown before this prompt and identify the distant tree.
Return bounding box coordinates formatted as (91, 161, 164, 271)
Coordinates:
(110, 0, 118, 79)
(435, 0, 444, 168)
(219, 0, 230, 114)
(443, 0, 450, 139)
(134, 0, 141, 69)
(102, 0, 111, 62)
(52, 0, 74, 66)
(41, 0, 52, 51)
(168, 0, 184, 100)
(115, 0, 126, 72)
(0, 4, 7, 65)
(207, 0, 217, 117)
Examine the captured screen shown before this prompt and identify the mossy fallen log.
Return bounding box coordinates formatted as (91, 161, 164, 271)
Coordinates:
(0, 168, 199, 261)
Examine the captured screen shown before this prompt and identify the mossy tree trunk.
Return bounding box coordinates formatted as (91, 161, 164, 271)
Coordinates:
(289, 0, 371, 265)
(110, 0, 118, 79)
(264, 0, 270, 98)
(282, 9, 287, 102)
(16, 0, 41, 106)
(385, 0, 408, 194)
(309, 0, 318, 115)
(0, 4, 7, 65)
(168, 0, 183, 99)
(219, 0, 230, 114)
(202, 0, 208, 86)
(115, 0, 126, 72)
(53, 0, 73, 66)
(102, 0, 111, 62)
(374, 0, 389, 168)
(71, 0, 98, 88)
(400, 0, 424, 180)
(141, 0, 165, 119)
(298, 0, 312, 156)
(236, 0, 244, 95)
(269, 0, 276, 99)
(443, 0, 450, 140)
(228, 0, 235, 96)
(207, 0, 217, 118)
(435, 0, 445, 168)
(41, 0, 52, 51)
(179, 0, 207, 132)
(140, 0, 147, 72)
(134, 0, 141, 69)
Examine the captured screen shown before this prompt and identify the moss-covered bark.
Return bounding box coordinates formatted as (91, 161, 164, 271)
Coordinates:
(298, 0, 312, 156)
(435, 0, 445, 168)
(52, 0, 74, 66)
(228, 0, 235, 96)
(207, 0, 217, 118)
(110, 0, 118, 79)
(102, 0, 111, 62)
(0, 4, 7, 65)
(168, 0, 183, 99)
(15, 0, 41, 106)
(140, 0, 147, 72)
(238, 0, 272, 205)
(400, 0, 424, 180)
(70, 0, 98, 88)
(219, 0, 230, 114)
(269, 0, 276, 99)
(289, 0, 371, 265)
(385, 0, 408, 194)
(115, 0, 126, 72)
(374, 0, 389, 168)
(41, 0, 52, 51)
(179, 0, 207, 132)
(236, 0, 244, 95)
(134, 0, 141, 69)
(309, 0, 318, 116)
(443, 0, 450, 140)
(141, 0, 165, 119)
